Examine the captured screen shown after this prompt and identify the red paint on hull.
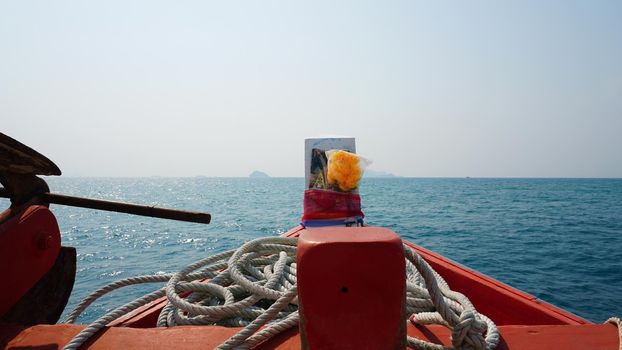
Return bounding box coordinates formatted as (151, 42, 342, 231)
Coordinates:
(2, 323, 619, 350)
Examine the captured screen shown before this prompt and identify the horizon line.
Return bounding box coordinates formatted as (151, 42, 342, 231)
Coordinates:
(43, 175, 622, 180)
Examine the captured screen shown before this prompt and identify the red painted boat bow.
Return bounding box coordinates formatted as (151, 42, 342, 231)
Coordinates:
(1, 210, 620, 349)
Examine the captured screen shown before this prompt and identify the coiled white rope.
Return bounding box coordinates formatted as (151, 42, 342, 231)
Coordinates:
(63, 236, 499, 350)
(404, 247, 499, 350)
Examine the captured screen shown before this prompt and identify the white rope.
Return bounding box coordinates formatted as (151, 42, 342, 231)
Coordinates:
(403, 245, 499, 350)
(63, 236, 499, 350)
(63, 237, 299, 350)
(606, 317, 622, 350)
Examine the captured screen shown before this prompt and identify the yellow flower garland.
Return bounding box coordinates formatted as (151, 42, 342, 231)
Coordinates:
(327, 150, 362, 191)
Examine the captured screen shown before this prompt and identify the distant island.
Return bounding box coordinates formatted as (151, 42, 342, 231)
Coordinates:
(249, 170, 270, 178)
(364, 169, 398, 178)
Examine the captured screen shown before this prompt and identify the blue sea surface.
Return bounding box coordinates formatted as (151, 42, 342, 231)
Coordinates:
(2, 177, 621, 324)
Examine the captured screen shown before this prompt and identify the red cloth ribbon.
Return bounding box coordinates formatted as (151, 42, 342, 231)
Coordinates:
(302, 189, 364, 221)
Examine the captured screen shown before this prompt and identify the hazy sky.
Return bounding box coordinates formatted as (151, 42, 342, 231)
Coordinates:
(1, 1, 621, 177)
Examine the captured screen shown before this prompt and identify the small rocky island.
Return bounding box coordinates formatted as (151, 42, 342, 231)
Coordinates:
(364, 169, 398, 178)
(249, 170, 270, 178)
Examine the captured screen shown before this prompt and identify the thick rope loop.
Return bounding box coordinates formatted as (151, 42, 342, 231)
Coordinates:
(227, 238, 297, 301)
(451, 310, 487, 349)
(403, 245, 499, 350)
(605, 317, 622, 350)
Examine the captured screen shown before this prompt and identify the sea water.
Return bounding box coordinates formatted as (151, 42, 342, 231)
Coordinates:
(2, 177, 620, 324)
